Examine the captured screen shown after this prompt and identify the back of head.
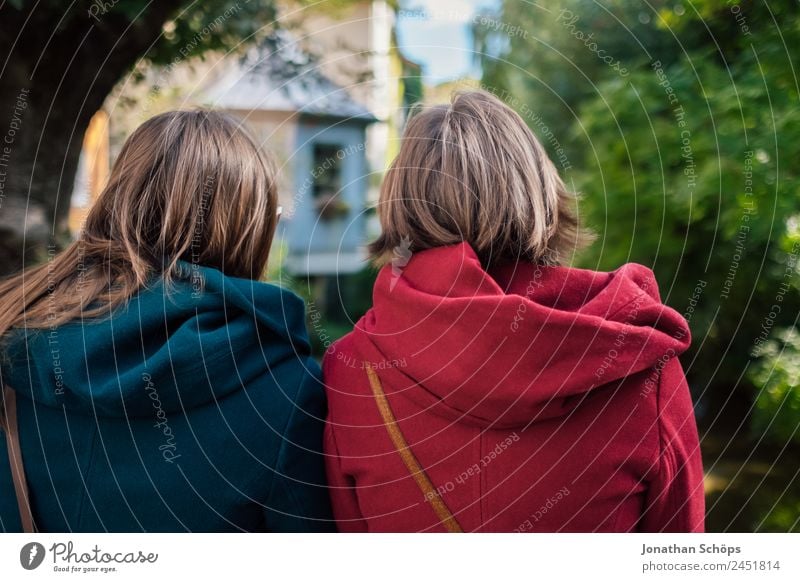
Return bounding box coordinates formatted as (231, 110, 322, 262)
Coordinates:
(0, 109, 279, 341)
(370, 90, 589, 267)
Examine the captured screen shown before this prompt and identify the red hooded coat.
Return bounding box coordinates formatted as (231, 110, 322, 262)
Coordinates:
(323, 243, 705, 532)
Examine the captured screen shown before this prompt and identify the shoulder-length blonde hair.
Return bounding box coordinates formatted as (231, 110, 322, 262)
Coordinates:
(370, 90, 590, 267)
(0, 110, 279, 340)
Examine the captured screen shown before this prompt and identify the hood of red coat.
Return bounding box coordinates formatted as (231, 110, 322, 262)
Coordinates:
(349, 242, 691, 429)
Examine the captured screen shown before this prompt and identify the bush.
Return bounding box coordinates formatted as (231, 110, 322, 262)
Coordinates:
(750, 327, 800, 446)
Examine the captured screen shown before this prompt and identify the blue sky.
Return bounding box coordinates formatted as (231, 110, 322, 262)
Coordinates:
(396, 0, 499, 84)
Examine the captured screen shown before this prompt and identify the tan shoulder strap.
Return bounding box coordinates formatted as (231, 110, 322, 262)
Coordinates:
(0, 385, 36, 533)
(365, 366, 463, 533)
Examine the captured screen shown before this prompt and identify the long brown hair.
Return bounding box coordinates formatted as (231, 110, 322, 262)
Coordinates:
(0, 110, 279, 340)
(370, 90, 590, 267)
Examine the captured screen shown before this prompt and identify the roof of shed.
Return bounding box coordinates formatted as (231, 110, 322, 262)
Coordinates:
(203, 31, 375, 122)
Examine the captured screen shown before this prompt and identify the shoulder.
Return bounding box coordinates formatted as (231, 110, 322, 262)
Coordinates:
(642, 356, 697, 463)
(637, 355, 691, 414)
(655, 356, 695, 423)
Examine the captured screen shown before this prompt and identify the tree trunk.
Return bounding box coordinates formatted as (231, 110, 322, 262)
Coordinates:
(0, 67, 96, 274)
(0, 2, 183, 276)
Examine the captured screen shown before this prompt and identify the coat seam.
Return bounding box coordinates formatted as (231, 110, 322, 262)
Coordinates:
(478, 430, 485, 530)
(604, 289, 649, 321)
(655, 360, 678, 531)
(75, 426, 98, 532)
(263, 401, 298, 515)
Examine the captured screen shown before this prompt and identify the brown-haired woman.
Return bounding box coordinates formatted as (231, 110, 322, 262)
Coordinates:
(0, 111, 333, 532)
(323, 90, 704, 532)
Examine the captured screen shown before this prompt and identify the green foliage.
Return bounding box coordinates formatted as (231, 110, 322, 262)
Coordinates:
(401, 59, 424, 109)
(143, 1, 278, 65)
(751, 328, 800, 446)
(473, 0, 681, 151)
(4, 1, 277, 67)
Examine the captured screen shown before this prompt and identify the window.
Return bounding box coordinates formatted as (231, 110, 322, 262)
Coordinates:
(312, 143, 342, 199)
(311, 143, 349, 220)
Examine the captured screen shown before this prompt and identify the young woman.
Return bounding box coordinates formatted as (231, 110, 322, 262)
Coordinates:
(323, 90, 705, 532)
(0, 111, 333, 532)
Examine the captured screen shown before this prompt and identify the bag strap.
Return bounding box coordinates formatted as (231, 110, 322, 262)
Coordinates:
(0, 384, 36, 533)
(365, 367, 463, 533)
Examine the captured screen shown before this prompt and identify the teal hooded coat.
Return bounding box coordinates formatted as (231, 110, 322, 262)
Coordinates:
(0, 264, 333, 532)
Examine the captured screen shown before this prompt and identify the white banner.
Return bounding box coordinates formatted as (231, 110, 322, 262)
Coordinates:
(0, 534, 796, 581)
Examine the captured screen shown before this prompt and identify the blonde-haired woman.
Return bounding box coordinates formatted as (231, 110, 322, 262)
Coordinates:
(323, 91, 704, 532)
(0, 111, 333, 532)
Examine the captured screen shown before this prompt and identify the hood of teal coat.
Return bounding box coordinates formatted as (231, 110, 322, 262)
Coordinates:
(2, 263, 312, 418)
